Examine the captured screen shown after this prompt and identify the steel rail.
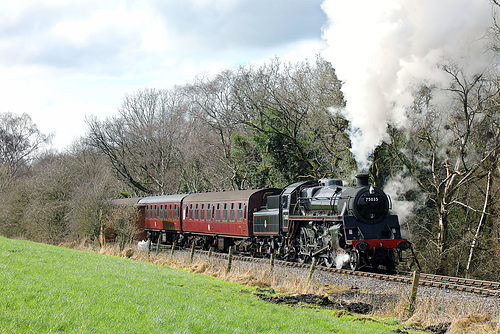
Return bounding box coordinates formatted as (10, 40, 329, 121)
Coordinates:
(150, 242, 500, 297)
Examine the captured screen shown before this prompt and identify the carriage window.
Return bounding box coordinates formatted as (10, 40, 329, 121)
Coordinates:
(195, 204, 199, 220)
(230, 203, 235, 221)
(216, 203, 221, 221)
(201, 204, 205, 220)
(168, 204, 172, 220)
(223, 203, 228, 221)
(244, 205, 247, 220)
(154, 205, 157, 219)
(189, 204, 193, 220)
(237, 209, 243, 222)
(174, 205, 178, 219)
(206, 203, 211, 220)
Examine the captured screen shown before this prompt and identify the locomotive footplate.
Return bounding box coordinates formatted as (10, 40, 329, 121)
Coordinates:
(288, 215, 343, 222)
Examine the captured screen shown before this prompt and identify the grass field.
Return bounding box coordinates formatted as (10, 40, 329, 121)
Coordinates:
(0, 236, 426, 333)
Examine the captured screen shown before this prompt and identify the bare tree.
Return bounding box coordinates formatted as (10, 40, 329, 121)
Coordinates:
(388, 65, 500, 275)
(0, 174, 30, 238)
(184, 70, 241, 190)
(86, 88, 188, 194)
(21, 153, 74, 244)
(104, 205, 140, 251)
(66, 145, 122, 243)
(0, 112, 52, 187)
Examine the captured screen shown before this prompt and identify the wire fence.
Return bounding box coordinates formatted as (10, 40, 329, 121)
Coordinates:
(128, 242, 500, 332)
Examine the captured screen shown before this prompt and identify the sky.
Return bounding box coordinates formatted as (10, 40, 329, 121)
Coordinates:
(0, 0, 327, 151)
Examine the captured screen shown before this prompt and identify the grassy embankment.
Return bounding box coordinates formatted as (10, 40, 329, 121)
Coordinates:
(0, 236, 427, 333)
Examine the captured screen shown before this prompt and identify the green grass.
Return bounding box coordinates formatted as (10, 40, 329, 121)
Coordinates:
(0, 237, 425, 333)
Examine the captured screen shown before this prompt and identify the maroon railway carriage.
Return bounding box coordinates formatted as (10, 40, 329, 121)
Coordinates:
(139, 194, 188, 243)
(137, 189, 280, 251)
(181, 189, 280, 237)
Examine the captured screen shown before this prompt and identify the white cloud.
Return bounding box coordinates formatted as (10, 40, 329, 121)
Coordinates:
(0, 0, 326, 151)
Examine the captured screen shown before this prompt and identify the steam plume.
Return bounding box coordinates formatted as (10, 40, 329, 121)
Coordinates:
(321, 0, 494, 169)
(383, 174, 420, 237)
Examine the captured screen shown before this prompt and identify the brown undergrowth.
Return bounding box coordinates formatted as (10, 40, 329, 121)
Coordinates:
(64, 242, 499, 333)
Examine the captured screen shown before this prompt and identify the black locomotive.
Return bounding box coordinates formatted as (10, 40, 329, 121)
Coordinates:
(254, 174, 411, 270)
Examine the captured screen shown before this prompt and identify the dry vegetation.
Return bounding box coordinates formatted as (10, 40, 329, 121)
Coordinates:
(64, 241, 500, 334)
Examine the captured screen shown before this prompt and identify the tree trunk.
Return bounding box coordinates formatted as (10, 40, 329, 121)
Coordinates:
(465, 171, 491, 278)
(436, 204, 449, 275)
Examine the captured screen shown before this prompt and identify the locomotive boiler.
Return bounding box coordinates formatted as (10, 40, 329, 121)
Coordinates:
(139, 174, 412, 271)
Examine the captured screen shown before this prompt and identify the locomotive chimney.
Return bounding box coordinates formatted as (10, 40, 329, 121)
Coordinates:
(356, 174, 369, 187)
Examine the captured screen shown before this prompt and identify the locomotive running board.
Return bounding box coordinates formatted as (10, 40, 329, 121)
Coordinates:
(287, 215, 343, 222)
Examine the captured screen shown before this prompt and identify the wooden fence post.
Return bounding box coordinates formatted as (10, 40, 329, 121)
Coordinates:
(155, 238, 161, 255)
(226, 246, 233, 274)
(270, 253, 275, 273)
(99, 209, 104, 249)
(190, 242, 196, 263)
(408, 270, 421, 314)
(208, 246, 214, 258)
(307, 257, 318, 283)
(170, 241, 176, 257)
(147, 238, 151, 255)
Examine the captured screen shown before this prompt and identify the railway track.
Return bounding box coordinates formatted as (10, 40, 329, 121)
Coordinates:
(414, 273, 500, 297)
(150, 243, 500, 298)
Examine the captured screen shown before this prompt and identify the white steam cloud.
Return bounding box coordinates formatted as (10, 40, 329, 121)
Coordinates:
(321, 0, 494, 169)
(335, 253, 349, 269)
(383, 174, 420, 236)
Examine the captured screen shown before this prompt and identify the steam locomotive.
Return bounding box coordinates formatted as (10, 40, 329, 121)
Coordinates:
(137, 174, 412, 271)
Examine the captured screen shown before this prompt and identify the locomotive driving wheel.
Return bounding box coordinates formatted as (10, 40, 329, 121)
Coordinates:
(323, 249, 337, 268)
(297, 227, 310, 264)
(349, 249, 360, 271)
